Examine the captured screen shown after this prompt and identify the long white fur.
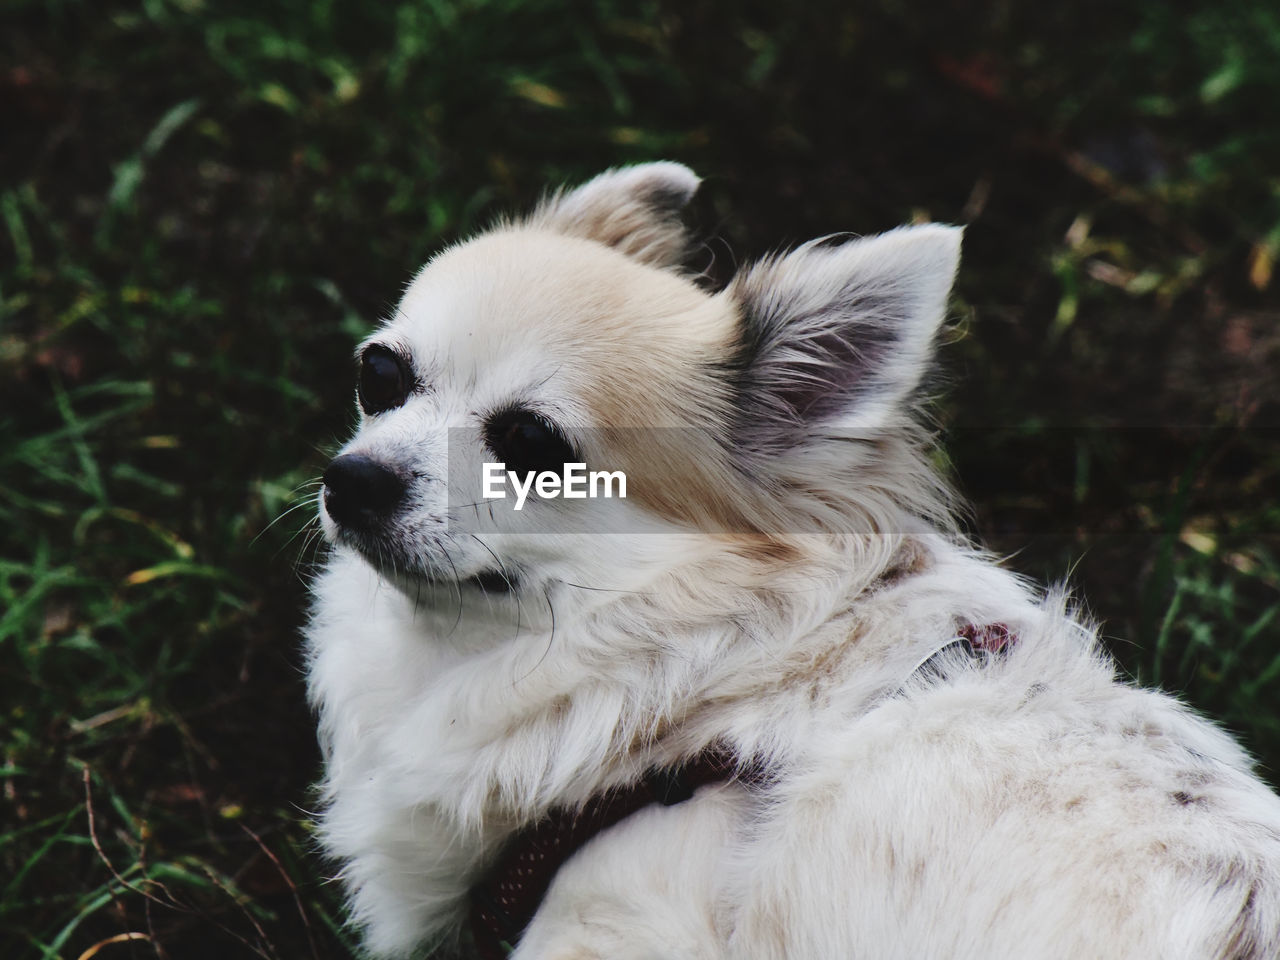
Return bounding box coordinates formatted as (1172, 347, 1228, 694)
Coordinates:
(306, 163, 1280, 959)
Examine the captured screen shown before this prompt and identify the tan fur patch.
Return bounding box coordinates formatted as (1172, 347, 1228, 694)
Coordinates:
(724, 535, 802, 566)
(874, 536, 932, 587)
(442, 227, 774, 534)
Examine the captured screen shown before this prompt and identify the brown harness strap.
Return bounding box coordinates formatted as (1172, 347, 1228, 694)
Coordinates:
(466, 622, 1017, 958)
(468, 748, 759, 959)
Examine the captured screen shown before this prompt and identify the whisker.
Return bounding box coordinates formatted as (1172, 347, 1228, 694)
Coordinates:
(559, 580, 646, 596)
(255, 481, 325, 546)
(469, 535, 517, 593)
(274, 504, 325, 558)
(515, 586, 557, 684)
(443, 548, 464, 639)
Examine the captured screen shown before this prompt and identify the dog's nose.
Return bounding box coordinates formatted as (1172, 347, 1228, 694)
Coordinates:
(323, 454, 405, 528)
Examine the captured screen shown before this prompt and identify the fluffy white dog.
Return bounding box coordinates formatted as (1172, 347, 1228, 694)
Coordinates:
(306, 163, 1280, 959)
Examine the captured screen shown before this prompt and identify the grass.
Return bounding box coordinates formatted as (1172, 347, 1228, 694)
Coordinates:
(3, 0, 1279, 957)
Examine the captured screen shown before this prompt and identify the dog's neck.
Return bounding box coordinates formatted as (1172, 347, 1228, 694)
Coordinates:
(394, 533, 937, 814)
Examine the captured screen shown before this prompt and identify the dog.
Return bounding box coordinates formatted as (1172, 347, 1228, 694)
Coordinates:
(305, 163, 1280, 959)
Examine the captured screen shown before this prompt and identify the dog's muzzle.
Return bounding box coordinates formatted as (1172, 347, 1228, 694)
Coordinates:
(322, 454, 405, 529)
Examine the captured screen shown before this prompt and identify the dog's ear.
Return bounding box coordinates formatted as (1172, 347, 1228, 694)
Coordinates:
(529, 162, 700, 268)
(727, 224, 961, 450)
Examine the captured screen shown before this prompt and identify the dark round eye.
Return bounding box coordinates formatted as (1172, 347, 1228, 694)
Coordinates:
(483, 407, 578, 478)
(358, 345, 409, 414)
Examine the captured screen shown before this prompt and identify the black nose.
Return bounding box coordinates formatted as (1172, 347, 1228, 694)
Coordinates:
(323, 454, 405, 528)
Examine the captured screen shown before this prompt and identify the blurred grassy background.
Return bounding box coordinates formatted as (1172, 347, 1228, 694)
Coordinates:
(2, 0, 1278, 956)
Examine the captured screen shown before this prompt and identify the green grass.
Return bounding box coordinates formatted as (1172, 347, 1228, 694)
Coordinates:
(3, 0, 1279, 956)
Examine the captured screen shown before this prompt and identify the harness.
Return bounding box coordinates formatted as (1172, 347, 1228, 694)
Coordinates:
(468, 622, 1016, 958)
(468, 749, 766, 959)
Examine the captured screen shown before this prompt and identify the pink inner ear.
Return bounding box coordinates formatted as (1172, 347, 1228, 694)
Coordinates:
(725, 273, 919, 450)
(722, 226, 961, 449)
(739, 289, 904, 426)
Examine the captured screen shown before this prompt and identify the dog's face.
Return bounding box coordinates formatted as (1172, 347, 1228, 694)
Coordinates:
(318, 163, 961, 629)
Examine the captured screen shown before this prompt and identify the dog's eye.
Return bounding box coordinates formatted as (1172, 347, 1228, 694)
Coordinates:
(358, 345, 410, 414)
(483, 407, 578, 478)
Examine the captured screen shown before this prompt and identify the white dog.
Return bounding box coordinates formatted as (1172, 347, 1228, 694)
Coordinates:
(306, 163, 1280, 959)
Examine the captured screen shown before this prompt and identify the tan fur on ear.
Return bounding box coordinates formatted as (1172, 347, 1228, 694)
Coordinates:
(527, 162, 700, 268)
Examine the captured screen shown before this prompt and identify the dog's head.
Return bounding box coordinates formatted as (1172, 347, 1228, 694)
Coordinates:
(318, 163, 961, 624)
